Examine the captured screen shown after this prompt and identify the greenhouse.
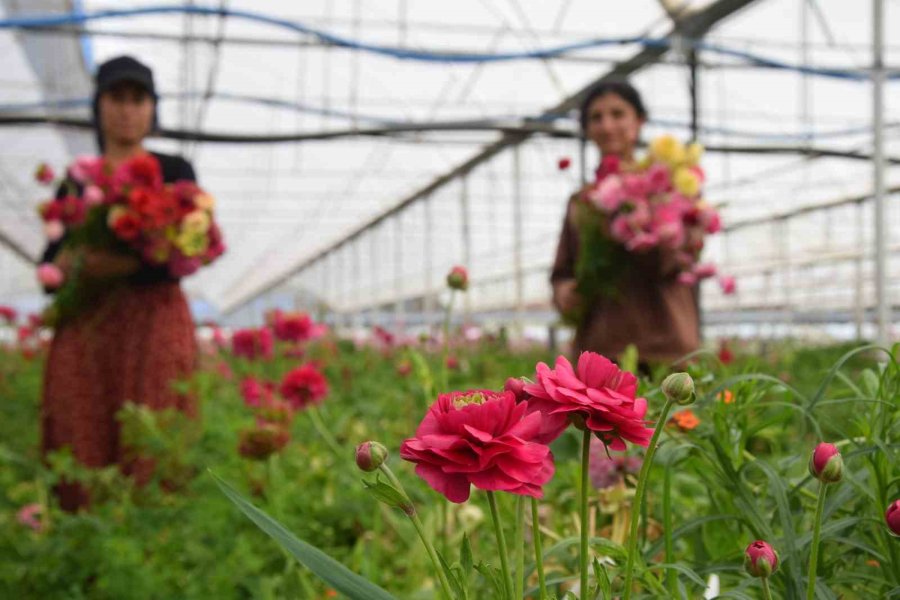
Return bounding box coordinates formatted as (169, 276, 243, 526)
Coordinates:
(1, 1, 898, 598)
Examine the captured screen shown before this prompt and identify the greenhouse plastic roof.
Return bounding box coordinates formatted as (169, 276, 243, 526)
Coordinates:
(0, 0, 898, 326)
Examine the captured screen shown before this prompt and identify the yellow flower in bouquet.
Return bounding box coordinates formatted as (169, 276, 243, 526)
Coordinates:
(673, 167, 701, 197)
(175, 229, 210, 257)
(685, 142, 704, 166)
(182, 209, 211, 235)
(194, 193, 215, 211)
(649, 134, 686, 167)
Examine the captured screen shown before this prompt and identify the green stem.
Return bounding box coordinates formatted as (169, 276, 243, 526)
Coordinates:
(761, 576, 773, 600)
(663, 464, 676, 595)
(307, 406, 342, 458)
(487, 491, 514, 600)
(515, 495, 525, 599)
(380, 464, 454, 600)
(580, 429, 591, 599)
(531, 497, 547, 600)
(623, 398, 675, 600)
(441, 290, 456, 392)
(807, 480, 828, 600)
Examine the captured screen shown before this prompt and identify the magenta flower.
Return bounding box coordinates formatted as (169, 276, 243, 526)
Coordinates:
(523, 353, 653, 451)
(886, 499, 900, 537)
(744, 540, 778, 578)
(808, 442, 843, 483)
(34, 163, 55, 185)
(16, 503, 44, 532)
(400, 390, 554, 503)
(446, 266, 469, 291)
(36, 263, 64, 289)
(280, 364, 329, 410)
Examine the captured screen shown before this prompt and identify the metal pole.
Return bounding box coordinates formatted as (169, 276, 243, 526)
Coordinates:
(394, 216, 404, 332)
(579, 137, 587, 186)
(513, 145, 525, 334)
(423, 195, 435, 328)
(873, 0, 889, 346)
(460, 176, 472, 322)
(855, 202, 865, 340)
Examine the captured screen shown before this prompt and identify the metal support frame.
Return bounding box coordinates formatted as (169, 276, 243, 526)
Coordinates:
(460, 176, 472, 322)
(873, 0, 889, 346)
(512, 145, 524, 333)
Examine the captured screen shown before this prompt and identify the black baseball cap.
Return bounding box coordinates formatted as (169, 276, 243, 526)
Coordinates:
(95, 56, 157, 98)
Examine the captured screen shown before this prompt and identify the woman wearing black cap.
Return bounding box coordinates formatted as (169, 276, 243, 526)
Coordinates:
(41, 56, 200, 511)
(551, 81, 699, 367)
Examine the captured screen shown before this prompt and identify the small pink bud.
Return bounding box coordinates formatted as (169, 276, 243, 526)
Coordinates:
(34, 163, 55, 185)
(719, 275, 737, 295)
(446, 266, 469, 291)
(744, 540, 778, 578)
(557, 157, 571, 171)
(503, 377, 527, 402)
(36, 263, 64, 289)
(44, 220, 64, 242)
(809, 443, 843, 483)
(355, 441, 388, 472)
(885, 499, 900, 537)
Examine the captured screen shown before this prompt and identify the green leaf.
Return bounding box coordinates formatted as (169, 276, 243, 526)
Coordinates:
(212, 471, 398, 600)
(475, 561, 508, 600)
(363, 477, 413, 513)
(592, 557, 611, 599)
(460, 533, 473, 575)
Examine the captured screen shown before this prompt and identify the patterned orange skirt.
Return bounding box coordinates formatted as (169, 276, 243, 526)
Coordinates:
(41, 280, 197, 511)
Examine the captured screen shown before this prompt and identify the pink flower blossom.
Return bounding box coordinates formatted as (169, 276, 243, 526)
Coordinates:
(523, 353, 653, 451)
(400, 390, 554, 503)
(37, 263, 64, 289)
(719, 275, 736, 295)
(16, 503, 44, 532)
(44, 220, 64, 242)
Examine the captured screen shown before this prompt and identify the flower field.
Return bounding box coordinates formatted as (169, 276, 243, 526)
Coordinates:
(1, 316, 898, 599)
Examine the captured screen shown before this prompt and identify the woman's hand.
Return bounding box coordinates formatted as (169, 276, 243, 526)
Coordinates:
(81, 249, 140, 279)
(554, 279, 582, 316)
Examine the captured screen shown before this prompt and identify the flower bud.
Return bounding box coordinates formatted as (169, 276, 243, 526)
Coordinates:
(744, 540, 779, 578)
(355, 441, 388, 472)
(808, 443, 842, 484)
(661, 372, 695, 405)
(503, 377, 527, 402)
(34, 163, 55, 185)
(446, 266, 469, 291)
(885, 499, 900, 537)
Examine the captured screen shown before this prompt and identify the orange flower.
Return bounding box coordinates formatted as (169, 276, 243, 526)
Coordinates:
(670, 410, 700, 431)
(717, 389, 734, 404)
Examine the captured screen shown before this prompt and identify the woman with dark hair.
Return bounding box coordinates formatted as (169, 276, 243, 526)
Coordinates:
(41, 56, 199, 511)
(551, 80, 699, 365)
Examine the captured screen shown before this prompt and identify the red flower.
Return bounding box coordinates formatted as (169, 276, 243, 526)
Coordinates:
(110, 210, 142, 241)
(280, 364, 329, 410)
(595, 155, 621, 182)
(400, 390, 554, 503)
(557, 157, 571, 171)
(35, 163, 55, 185)
(272, 310, 326, 343)
(231, 328, 274, 360)
(744, 540, 778, 578)
(0, 306, 16, 323)
(886, 499, 900, 537)
(504, 376, 568, 445)
(115, 154, 163, 191)
(240, 377, 277, 408)
(446, 355, 460, 370)
(523, 352, 652, 451)
(60, 196, 86, 226)
(238, 423, 290, 460)
(717, 340, 734, 365)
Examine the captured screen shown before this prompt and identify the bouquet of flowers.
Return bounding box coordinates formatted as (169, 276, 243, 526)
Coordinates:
(34, 155, 225, 324)
(571, 135, 727, 320)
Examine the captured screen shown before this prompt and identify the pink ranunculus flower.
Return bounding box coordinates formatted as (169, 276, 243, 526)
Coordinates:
(240, 377, 276, 408)
(400, 389, 554, 503)
(625, 231, 659, 253)
(693, 263, 717, 279)
(504, 377, 569, 445)
(523, 353, 653, 451)
(44, 220, 65, 242)
(719, 275, 737, 295)
(809, 442, 843, 483)
(609, 216, 634, 244)
(68, 155, 103, 184)
(886, 499, 900, 537)
(280, 364, 329, 410)
(447, 265, 469, 291)
(677, 271, 698, 286)
(83, 184, 104, 206)
(588, 175, 626, 212)
(646, 163, 672, 194)
(36, 263, 64, 289)
(17, 503, 44, 532)
(621, 173, 650, 199)
(595, 154, 621, 181)
(232, 327, 274, 360)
